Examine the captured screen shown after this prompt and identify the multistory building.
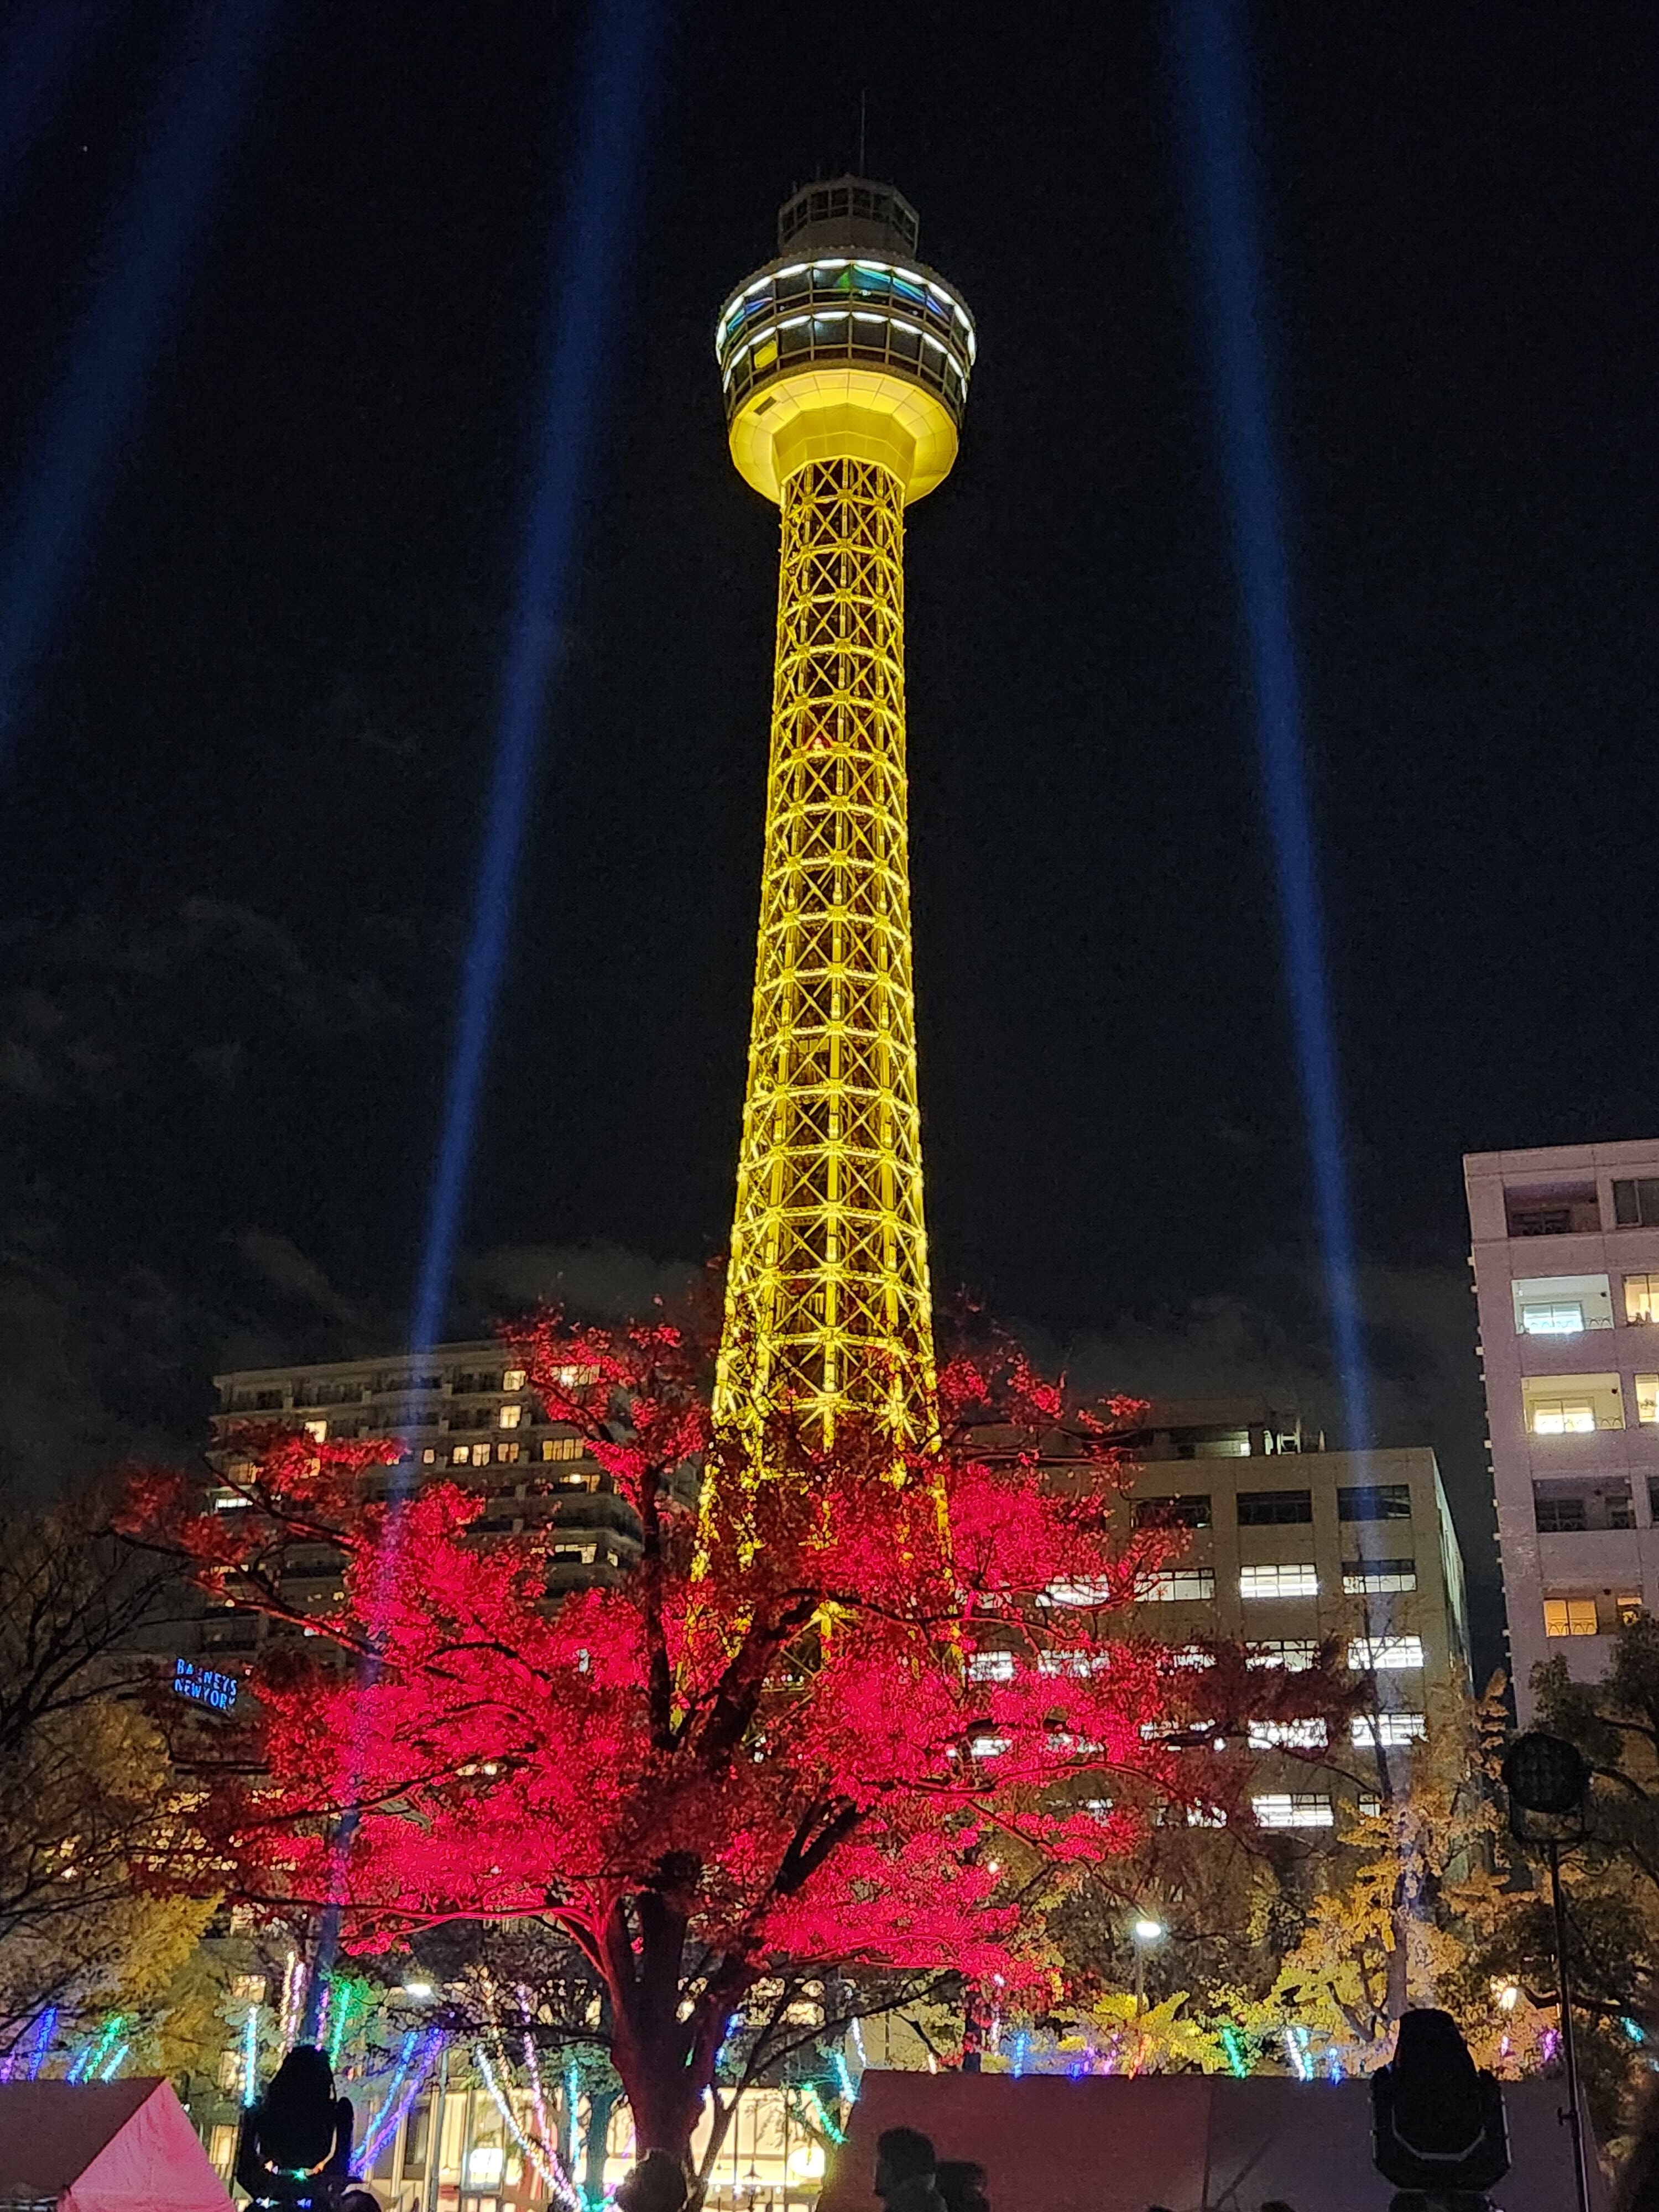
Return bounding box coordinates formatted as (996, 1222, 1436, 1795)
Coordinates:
(1089, 1401, 1473, 1828)
(1465, 1139, 1659, 1719)
(201, 1341, 635, 1658)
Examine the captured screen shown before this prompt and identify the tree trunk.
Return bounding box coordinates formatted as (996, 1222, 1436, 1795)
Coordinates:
(585, 2083, 620, 2204)
(601, 1895, 714, 2171)
(608, 2033, 708, 2168)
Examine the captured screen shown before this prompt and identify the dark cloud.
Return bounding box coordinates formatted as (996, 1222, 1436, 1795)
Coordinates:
(233, 1231, 371, 1333)
(1045, 1255, 1498, 1679)
(461, 1241, 705, 1328)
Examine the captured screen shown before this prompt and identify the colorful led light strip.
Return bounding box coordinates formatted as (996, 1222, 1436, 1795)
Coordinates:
(475, 2041, 581, 2209)
(565, 2059, 585, 2181)
(242, 2001, 260, 2106)
(1219, 2025, 1250, 2079)
(357, 2030, 439, 2169)
(278, 1950, 304, 2048)
(98, 2041, 130, 2081)
(799, 2083, 846, 2147)
(23, 2007, 56, 2080)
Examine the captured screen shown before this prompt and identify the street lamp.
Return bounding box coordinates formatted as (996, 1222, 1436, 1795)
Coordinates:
(1131, 1917, 1166, 2019)
(1502, 1731, 1591, 2212)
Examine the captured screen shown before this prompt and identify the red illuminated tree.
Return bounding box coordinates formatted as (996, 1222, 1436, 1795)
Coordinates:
(123, 1318, 1336, 2164)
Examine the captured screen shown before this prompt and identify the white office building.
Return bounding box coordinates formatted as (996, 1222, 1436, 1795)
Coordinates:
(1464, 1140, 1659, 1718)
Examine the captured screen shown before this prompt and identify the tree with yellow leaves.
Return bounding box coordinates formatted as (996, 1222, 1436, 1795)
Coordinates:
(1231, 1676, 1514, 2070)
(0, 1480, 213, 2062)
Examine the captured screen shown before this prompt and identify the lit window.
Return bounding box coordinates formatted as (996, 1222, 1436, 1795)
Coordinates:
(502, 1368, 526, 1392)
(421, 1447, 436, 1464)
(550, 1364, 600, 1387)
(1626, 1275, 1659, 1326)
(451, 1446, 470, 1465)
(1239, 1563, 1318, 1600)
(1186, 1803, 1228, 1827)
(1359, 1793, 1383, 1818)
(1522, 1373, 1624, 1433)
(970, 1735, 1011, 1759)
(1037, 1650, 1110, 1676)
(497, 1441, 521, 1465)
(1542, 1597, 1598, 1637)
(1348, 1635, 1425, 1671)
(1351, 1712, 1427, 1748)
(1246, 1640, 1318, 1671)
(968, 1650, 1015, 1683)
(1343, 1559, 1416, 1594)
(1048, 1576, 1119, 1605)
(1253, 1793, 1334, 1829)
(1166, 1645, 1217, 1669)
(499, 1403, 522, 1430)
(1531, 1400, 1597, 1435)
(1618, 1594, 1645, 1626)
(303, 1419, 327, 1442)
(1137, 1568, 1216, 1603)
(1521, 1302, 1585, 1335)
(1637, 1377, 1659, 1425)
(1248, 1717, 1328, 1750)
(541, 1437, 583, 1462)
(1142, 1717, 1212, 1743)
(1511, 1273, 1613, 1334)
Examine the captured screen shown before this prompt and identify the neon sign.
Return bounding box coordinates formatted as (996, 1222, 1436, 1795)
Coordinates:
(173, 1657, 239, 1712)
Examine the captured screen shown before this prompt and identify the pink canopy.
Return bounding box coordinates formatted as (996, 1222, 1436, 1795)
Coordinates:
(820, 2067, 1608, 2212)
(0, 2079, 232, 2212)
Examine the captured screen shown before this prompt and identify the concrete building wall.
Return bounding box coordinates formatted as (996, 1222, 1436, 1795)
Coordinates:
(1465, 1139, 1659, 1719)
(200, 1340, 639, 1659)
(1107, 1408, 1472, 1827)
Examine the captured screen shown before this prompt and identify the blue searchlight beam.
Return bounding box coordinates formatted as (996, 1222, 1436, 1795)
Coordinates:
(1168, 0, 1372, 1446)
(0, 0, 281, 757)
(299, 0, 671, 2039)
(406, 0, 671, 1363)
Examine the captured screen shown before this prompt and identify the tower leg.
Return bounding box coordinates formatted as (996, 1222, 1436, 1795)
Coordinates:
(714, 456, 936, 1463)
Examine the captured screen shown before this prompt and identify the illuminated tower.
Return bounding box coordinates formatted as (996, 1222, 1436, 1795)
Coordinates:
(712, 178, 975, 1458)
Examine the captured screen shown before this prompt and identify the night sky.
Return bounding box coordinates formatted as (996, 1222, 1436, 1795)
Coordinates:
(2, 2, 1656, 1674)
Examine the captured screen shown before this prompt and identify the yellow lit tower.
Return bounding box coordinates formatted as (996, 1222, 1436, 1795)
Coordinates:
(712, 178, 975, 1462)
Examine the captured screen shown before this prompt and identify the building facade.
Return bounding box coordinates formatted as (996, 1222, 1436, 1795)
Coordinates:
(203, 1342, 637, 1658)
(1465, 1139, 1659, 1718)
(1108, 1401, 1473, 1829)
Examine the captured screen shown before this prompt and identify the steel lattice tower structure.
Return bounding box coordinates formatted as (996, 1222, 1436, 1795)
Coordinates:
(712, 179, 975, 1459)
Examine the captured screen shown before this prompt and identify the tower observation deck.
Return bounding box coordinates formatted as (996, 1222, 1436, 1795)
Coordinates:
(712, 178, 975, 1460)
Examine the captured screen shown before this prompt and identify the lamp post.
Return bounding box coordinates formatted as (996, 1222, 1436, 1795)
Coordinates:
(1131, 1918, 1166, 2021)
(1502, 1730, 1591, 2212)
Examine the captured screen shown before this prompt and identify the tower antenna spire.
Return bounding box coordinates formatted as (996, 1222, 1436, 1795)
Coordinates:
(711, 178, 976, 1467)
